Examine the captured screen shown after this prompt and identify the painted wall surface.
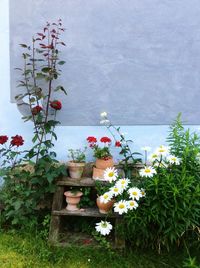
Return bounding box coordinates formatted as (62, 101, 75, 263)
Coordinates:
(0, 0, 200, 187)
(9, 0, 200, 125)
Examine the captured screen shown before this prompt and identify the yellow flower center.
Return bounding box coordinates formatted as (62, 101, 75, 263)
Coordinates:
(130, 201, 134, 206)
(145, 169, 151, 173)
(132, 191, 137, 196)
(141, 191, 145, 196)
(121, 180, 125, 184)
(108, 172, 114, 177)
(152, 154, 157, 158)
(119, 204, 125, 209)
(159, 149, 165, 152)
(103, 194, 108, 199)
(114, 188, 118, 192)
(171, 157, 176, 161)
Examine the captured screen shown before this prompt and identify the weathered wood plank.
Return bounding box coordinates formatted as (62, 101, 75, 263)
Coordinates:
(52, 186, 65, 211)
(115, 218, 126, 248)
(52, 208, 119, 218)
(57, 177, 95, 187)
(48, 215, 61, 245)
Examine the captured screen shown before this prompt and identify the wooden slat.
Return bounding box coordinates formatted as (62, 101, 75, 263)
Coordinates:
(52, 186, 65, 211)
(48, 215, 61, 244)
(57, 177, 95, 186)
(52, 208, 119, 218)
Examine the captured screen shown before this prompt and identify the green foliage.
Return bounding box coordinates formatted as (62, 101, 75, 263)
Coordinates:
(78, 187, 95, 208)
(95, 180, 112, 196)
(68, 147, 87, 163)
(124, 114, 200, 251)
(93, 145, 112, 159)
(0, 159, 66, 227)
(183, 257, 200, 268)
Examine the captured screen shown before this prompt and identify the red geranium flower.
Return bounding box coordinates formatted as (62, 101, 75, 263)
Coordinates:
(50, 100, 62, 110)
(87, 136, 97, 143)
(0, 135, 8, 145)
(11, 135, 24, 147)
(100, 137, 111, 143)
(32, 105, 43, 115)
(115, 141, 121, 147)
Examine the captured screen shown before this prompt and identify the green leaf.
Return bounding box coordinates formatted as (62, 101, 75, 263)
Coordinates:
(19, 44, 28, 48)
(58, 60, 66, 65)
(55, 85, 67, 95)
(42, 67, 52, 73)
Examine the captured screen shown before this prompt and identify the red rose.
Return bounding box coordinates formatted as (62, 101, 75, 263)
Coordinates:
(100, 137, 111, 143)
(115, 141, 121, 147)
(32, 105, 43, 115)
(87, 136, 97, 143)
(50, 100, 62, 110)
(0, 135, 8, 145)
(11, 135, 24, 147)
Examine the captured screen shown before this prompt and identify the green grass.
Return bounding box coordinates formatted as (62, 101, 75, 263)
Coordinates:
(0, 230, 199, 268)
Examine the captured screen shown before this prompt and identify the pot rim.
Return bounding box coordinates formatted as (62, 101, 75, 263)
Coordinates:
(64, 191, 83, 197)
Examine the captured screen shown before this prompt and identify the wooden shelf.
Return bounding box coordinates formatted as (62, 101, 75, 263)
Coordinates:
(57, 177, 95, 187)
(52, 207, 119, 218)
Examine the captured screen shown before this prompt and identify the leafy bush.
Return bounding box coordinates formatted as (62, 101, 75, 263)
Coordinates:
(125, 115, 200, 251)
(0, 157, 66, 227)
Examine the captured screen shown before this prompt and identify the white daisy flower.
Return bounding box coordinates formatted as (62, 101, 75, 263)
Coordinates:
(104, 167, 118, 182)
(110, 185, 123, 196)
(139, 166, 157, 178)
(128, 187, 142, 201)
(141, 146, 151, 152)
(167, 155, 181, 165)
(155, 145, 169, 156)
(95, 220, 112, 236)
(153, 161, 168, 168)
(99, 191, 113, 204)
(115, 178, 130, 190)
(100, 112, 107, 118)
(148, 152, 160, 162)
(126, 200, 138, 210)
(141, 188, 146, 197)
(114, 200, 128, 215)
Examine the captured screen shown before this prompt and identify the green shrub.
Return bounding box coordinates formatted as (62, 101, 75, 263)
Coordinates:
(0, 157, 66, 227)
(125, 115, 200, 251)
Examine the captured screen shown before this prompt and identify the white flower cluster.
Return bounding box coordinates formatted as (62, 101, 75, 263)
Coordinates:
(95, 167, 145, 236)
(139, 145, 181, 178)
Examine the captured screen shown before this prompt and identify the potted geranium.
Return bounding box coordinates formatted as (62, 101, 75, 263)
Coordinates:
(67, 148, 87, 179)
(87, 136, 116, 180)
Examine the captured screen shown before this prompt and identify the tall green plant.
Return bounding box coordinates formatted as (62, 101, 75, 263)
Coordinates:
(124, 114, 200, 251)
(0, 20, 67, 227)
(15, 19, 67, 162)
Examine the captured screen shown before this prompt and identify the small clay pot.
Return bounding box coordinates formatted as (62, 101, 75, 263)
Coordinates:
(92, 167, 105, 180)
(95, 157, 114, 169)
(67, 161, 85, 179)
(96, 197, 115, 214)
(64, 191, 83, 211)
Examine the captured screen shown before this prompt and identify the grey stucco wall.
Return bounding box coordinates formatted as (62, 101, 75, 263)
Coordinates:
(10, 0, 200, 125)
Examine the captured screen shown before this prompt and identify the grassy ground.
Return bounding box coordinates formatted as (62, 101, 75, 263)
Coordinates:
(0, 230, 199, 268)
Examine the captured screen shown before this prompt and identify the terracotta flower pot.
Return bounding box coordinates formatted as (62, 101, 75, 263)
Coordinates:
(96, 197, 115, 214)
(67, 161, 85, 179)
(92, 167, 105, 180)
(64, 191, 83, 211)
(95, 157, 114, 169)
